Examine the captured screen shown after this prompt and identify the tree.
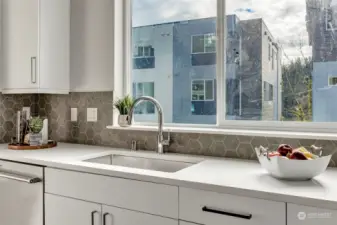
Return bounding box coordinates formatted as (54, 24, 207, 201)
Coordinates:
(282, 57, 313, 121)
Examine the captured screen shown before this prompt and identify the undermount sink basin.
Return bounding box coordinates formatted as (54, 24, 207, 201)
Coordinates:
(84, 154, 195, 173)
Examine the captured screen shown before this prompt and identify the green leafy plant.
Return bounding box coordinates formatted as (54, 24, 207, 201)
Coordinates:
(113, 95, 134, 115)
(29, 117, 44, 133)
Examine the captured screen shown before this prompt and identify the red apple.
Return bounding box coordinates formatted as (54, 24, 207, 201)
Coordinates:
(289, 151, 307, 160)
(277, 144, 293, 156)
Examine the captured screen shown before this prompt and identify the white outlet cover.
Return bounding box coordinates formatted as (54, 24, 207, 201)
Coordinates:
(71, 108, 78, 122)
(87, 108, 97, 122)
(22, 107, 31, 120)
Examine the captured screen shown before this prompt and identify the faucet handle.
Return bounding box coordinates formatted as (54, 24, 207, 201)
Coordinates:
(162, 131, 170, 146)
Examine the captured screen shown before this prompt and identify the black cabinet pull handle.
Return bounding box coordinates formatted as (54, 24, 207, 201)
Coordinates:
(103, 212, 113, 225)
(91, 211, 99, 225)
(202, 206, 252, 220)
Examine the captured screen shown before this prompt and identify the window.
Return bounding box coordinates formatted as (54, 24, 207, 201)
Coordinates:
(124, 0, 337, 131)
(264, 82, 273, 101)
(191, 80, 216, 116)
(133, 46, 154, 58)
(131, 0, 217, 124)
(132, 82, 155, 114)
(325, 0, 337, 30)
(192, 34, 216, 54)
(329, 77, 337, 86)
(191, 80, 214, 101)
(133, 45, 155, 69)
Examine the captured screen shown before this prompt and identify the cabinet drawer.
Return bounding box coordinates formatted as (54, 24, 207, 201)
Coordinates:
(45, 168, 178, 218)
(0, 160, 43, 178)
(179, 187, 286, 225)
(287, 203, 337, 225)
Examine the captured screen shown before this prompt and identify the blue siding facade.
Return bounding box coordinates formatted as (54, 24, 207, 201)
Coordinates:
(132, 15, 280, 124)
(172, 18, 217, 124)
(312, 62, 337, 121)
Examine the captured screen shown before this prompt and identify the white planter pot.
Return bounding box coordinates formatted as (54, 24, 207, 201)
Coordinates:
(118, 115, 130, 127)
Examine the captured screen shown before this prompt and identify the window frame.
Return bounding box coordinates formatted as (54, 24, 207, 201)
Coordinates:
(328, 76, 337, 86)
(121, 0, 337, 133)
(191, 79, 215, 102)
(191, 33, 217, 54)
(133, 45, 155, 58)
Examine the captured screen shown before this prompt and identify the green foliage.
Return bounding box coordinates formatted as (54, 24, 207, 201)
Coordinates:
(29, 116, 44, 133)
(282, 57, 313, 121)
(113, 95, 134, 115)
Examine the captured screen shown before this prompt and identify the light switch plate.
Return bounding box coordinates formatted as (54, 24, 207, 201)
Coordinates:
(87, 108, 97, 122)
(22, 107, 31, 120)
(71, 108, 78, 122)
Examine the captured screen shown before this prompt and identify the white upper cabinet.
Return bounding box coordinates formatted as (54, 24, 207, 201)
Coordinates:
(70, 0, 113, 92)
(1, 0, 70, 94)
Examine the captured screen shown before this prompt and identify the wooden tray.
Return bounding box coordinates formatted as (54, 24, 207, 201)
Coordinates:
(8, 142, 57, 150)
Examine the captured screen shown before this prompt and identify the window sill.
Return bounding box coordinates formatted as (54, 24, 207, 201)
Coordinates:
(106, 125, 337, 141)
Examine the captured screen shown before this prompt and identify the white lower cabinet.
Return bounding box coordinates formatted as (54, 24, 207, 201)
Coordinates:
(287, 203, 337, 225)
(45, 194, 101, 225)
(102, 205, 178, 225)
(45, 193, 178, 225)
(179, 187, 286, 225)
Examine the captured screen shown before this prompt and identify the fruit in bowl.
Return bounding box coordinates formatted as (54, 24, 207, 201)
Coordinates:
(271, 145, 318, 160)
(255, 144, 331, 180)
(277, 144, 293, 156)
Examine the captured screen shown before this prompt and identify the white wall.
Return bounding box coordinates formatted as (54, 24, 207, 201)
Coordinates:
(70, 0, 114, 92)
(261, 22, 280, 120)
(132, 24, 174, 123)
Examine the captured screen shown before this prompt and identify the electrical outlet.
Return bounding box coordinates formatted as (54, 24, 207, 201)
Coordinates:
(71, 108, 78, 122)
(22, 107, 31, 120)
(87, 108, 97, 122)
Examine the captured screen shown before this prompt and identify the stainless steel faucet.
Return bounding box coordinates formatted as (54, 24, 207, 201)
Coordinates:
(128, 96, 170, 154)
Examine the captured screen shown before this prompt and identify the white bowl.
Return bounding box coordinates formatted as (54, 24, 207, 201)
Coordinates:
(255, 148, 331, 180)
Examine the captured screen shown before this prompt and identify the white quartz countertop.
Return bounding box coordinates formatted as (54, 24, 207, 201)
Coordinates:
(1, 143, 337, 210)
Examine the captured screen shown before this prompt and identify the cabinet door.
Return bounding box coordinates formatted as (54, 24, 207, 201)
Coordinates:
(102, 205, 178, 225)
(45, 194, 101, 225)
(2, 0, 39, 91)
(287, 203, 337, 225)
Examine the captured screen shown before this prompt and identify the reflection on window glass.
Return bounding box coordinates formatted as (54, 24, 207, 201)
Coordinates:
(132, 0, 337, 124)
(225, 0, 337, 122)
(133, 82, 155, 114)
(204, 34, 216, 53)
(132, 0, 217, 124)
(192, 34, 216, 53)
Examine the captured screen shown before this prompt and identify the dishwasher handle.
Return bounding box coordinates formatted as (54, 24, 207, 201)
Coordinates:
(0, 170, 42, 184)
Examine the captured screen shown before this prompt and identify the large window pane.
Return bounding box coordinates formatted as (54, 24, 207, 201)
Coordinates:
(225, 0, 337, 122)
(192, 36, 205, 53)
(132, 0, 217, 124)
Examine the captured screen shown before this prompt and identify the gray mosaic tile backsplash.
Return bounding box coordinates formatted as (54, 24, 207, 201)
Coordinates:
(0, 92, 336, 167)
(0, 94, 38, 143)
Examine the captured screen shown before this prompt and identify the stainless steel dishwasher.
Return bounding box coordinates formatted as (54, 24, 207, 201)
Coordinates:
(0, 159, 43, 225)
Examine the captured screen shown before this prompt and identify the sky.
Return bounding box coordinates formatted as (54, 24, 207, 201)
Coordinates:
(132, 0, 314, 63)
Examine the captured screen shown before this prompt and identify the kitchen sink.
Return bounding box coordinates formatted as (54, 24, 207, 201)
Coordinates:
(84, 154, 195, 173)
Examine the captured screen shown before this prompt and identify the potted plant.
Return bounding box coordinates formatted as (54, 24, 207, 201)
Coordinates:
(29, 116, 44, 146)
(114, 95, 134, 127)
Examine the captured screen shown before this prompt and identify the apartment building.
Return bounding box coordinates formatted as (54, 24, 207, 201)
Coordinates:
(132, 15, 281, 124)
(306, 0, 337, 121)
